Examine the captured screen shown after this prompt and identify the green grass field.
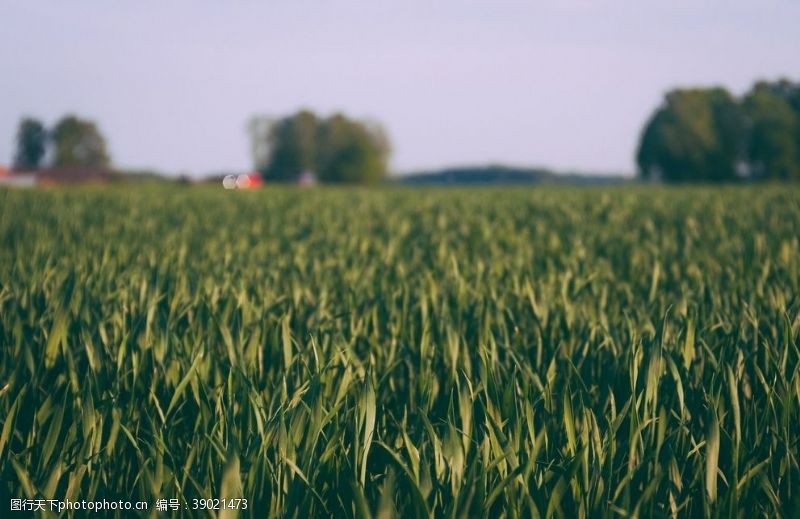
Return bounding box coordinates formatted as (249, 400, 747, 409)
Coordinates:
(1, 186, 799, 517)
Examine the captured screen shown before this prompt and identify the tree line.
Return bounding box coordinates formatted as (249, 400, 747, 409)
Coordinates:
(13, 115, 111, 170)
(12, 110, 389, 184)
(12, 80, 798, 183)
(637, 79, 800, 182)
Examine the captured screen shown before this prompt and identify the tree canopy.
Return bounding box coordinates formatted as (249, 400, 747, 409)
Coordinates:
(51, 115, 111, 169)
(637, 79, 800, 182)
(316, 115, 390, 184)
(12, 117, 48, 170)
(250, 110, 390, 183)
(743, 81, 800, 180)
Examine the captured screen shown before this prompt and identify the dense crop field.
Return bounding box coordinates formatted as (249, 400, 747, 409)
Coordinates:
(1, 186, 799, 517)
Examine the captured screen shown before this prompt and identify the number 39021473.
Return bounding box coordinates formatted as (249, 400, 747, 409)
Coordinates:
(191, 499, 248, 510)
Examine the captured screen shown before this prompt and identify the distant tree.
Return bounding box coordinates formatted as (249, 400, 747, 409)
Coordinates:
(251, 110, 390, 183)
(637, 88, 745, 182)
(316, 114, 389, 184)
(752, 78, 800, 113)
(260, 110, 318, 181)
(12, 117, 47, 170)
(51, 115, 111, 169)
(742, 80, 800, 180)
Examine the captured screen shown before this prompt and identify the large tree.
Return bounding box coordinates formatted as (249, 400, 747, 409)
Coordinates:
(51, 115, 111, 169)
(12, 117, 47, 170)
(742, 80, 800, 180)
(637, 88, 745, 182)
(259, 110, 319, 182)
(638, 79, 800, 183)
(316, 114, 389, 184)
(252, 110, 389, 183)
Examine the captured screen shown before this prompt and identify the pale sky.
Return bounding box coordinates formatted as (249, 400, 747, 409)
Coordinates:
(1, 1, 799, 176)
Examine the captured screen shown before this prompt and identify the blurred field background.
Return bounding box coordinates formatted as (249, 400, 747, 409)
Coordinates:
(1, 186, 798, 516)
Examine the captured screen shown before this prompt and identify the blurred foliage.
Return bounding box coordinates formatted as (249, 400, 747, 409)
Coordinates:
(12, 117, 48, 171)
(51, 114, 111, 169)
(316, 115, 390, 184)
(250, 110, 389, 183)
(399, 165, 627, 186)
(743, 81, 800, 180)
(637, 79, 800, 182)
